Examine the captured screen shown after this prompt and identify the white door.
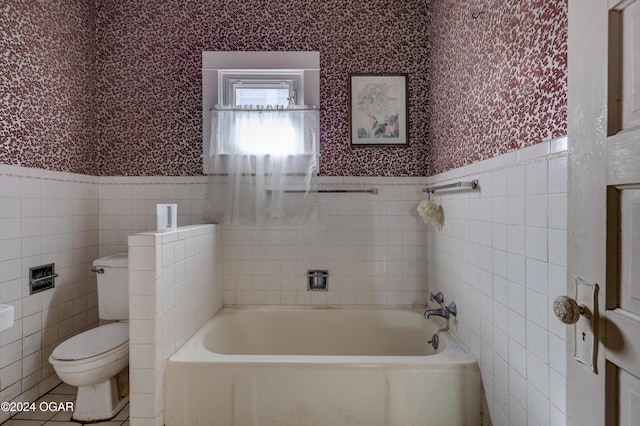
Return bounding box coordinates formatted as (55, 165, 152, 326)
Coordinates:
(566, 0, 640, 425)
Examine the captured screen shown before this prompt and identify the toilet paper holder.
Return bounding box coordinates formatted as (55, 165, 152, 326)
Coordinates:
(30, 263, 58, 294)
(157, 204, 178, 232)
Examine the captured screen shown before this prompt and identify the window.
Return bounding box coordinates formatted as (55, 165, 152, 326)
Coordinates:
(202, 51, 320, 174)
(235, 83, 290, 106)
(214, 71, 309, 156)
(202, 52, 321, 224)
(220, 72, 301, 106)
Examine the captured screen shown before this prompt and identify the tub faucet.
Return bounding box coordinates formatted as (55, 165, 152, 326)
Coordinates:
(424, 292, 457, 319)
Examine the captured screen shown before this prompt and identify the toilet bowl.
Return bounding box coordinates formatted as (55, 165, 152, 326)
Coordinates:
(49, 322, 129, 421)
(49, 253, 130, 422)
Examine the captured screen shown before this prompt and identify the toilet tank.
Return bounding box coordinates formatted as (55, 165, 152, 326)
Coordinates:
(93, 253, 129, 320)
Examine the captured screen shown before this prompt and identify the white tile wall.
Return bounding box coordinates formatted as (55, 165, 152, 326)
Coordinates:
(221, 178, 429, 307)
(0, 165, 100, 424)
(100, 176, 430, 307)
(99, 176, 207, 256)
(128, 224, 223, 426)
(426, 137, 568, 426)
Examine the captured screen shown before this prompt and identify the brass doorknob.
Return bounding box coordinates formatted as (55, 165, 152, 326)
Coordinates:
(553, 295, 585, 324)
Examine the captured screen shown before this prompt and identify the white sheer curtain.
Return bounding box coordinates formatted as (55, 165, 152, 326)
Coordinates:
(204, 105, 319, 225)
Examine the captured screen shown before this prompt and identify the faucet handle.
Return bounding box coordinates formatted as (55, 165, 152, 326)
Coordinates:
(430, 292, 444, 305)
(447, 301, 457, 317)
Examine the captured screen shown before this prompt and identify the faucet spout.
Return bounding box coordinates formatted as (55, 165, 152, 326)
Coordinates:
(423, 307, 449, 319)
(423, 301, 457, 320)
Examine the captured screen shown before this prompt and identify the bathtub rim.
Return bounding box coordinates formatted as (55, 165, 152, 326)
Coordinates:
(168, 306, 476, 368)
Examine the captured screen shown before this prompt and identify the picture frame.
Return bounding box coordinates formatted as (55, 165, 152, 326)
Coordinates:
(349, 73, 408, 146)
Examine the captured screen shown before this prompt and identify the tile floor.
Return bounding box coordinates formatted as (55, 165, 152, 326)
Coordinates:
(0, 383, 129, 425)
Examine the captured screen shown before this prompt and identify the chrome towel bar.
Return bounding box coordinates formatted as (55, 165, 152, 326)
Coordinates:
(267, 188, 378, 195)
(423, 180, 479, 194)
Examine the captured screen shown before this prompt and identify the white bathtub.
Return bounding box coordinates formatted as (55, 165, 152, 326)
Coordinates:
(165, 307, 482, 426)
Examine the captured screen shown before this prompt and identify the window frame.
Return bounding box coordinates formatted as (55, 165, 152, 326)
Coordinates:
(202, 51, 320, 174)
(220, 71, 302, 107)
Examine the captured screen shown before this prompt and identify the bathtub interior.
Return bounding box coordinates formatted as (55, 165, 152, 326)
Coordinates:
(204, 308, 440, 356)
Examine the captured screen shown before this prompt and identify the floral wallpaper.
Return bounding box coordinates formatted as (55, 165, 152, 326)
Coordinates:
(427, 0, 568, 174)
(2, 0, 567, 177)
(1, 0, 98, 175)
(94, 0, 430, 176)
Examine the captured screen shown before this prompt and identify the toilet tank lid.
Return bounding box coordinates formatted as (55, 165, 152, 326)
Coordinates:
(51, 323, 128, 361)
(93, 253, 128, 268)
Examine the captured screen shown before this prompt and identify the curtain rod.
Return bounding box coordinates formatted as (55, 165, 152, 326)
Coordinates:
(201, 68, 321, 71)
(209, 107, 319, 112)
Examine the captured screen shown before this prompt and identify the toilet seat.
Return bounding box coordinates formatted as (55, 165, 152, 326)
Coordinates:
(51, 323, 128, 362)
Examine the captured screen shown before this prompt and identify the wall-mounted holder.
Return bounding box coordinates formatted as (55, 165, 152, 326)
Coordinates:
(422, 180, 479, 200)
(29, 263, 58, 295)
(157, 204, 177, 232)
(307, 270, 328, 291)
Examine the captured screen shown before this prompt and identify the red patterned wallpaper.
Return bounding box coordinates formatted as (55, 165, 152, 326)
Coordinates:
(94, 0, 430, 176)
(427, 0, 568, 174)
(1, 1, 98, 175)
(3, 1, 566, 177)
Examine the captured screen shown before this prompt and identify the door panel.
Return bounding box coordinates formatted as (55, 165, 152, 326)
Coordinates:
(618, 368, 640, 426)
(606, 308, 640, 380)
(621, 0, 640, 129)
(619, 189, 640, 315)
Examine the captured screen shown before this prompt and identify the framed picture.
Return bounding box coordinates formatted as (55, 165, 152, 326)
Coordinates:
(349, 73, 408, 146)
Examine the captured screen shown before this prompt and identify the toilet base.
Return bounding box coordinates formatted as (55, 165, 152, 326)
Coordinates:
(72, 375, 128, 422)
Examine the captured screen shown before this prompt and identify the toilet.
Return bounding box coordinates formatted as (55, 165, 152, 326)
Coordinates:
(49, 253, 129, 422)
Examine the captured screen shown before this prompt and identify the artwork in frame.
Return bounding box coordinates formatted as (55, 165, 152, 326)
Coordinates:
(349, 73, 408, 146)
